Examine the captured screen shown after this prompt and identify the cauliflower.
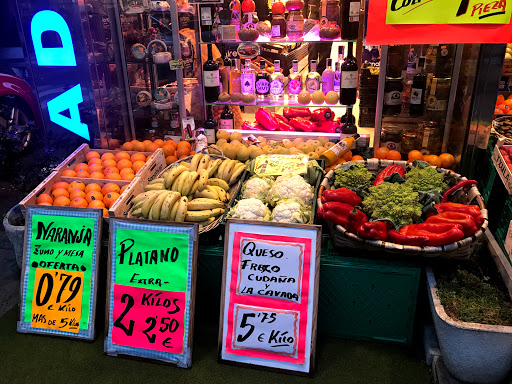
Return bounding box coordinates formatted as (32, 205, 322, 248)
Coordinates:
(271, 198, 311, 224)
(228, 198, 271, 221)
(405, 162, 448, 193)
(268, 173, 314, 206)
(240, 175, 273, 202)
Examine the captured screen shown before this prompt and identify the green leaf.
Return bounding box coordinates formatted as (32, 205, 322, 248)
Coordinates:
(411, 160, 431, 169)
(383, 172, 405, 184)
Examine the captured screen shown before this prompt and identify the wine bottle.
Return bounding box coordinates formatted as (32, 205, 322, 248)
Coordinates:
(220, 105, 234, 130)
(340, 42, 358, 106)
(340, 108, 357, 134)
(204, 44, 220, 103)
(200, 5, 216, 42)
(409, 56, 427, 116)
(204, 106, 218, 143)
(341, 0, 359, 40)
(255, 60, 270, 101)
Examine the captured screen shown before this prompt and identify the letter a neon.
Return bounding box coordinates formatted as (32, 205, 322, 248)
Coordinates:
(47, 84, 89, 140)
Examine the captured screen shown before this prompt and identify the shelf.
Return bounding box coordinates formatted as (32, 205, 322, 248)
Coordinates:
(200, 30, 356, 45)
(224, 129, 371, 142)
(206, 100, 352, 108)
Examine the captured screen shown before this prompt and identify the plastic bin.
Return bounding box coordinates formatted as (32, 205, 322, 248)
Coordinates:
(3, 204, 25, 268)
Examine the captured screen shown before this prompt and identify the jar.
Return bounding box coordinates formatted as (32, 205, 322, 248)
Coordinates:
(418, 121, 442, 155)
(271, 14, 287, 39)
(381, 124, 402, 152)
(426, 77, 450, 112)
(241, 11, 259, 29)
(286, 10, 304, 38)
(383, 77, 403, 115)
(387, 45, 404, 78)
(401, 130, 421, 155)
(324, 0, 340, 24)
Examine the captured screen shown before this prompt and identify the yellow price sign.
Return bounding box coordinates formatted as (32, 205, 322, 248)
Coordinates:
(31, 268, 83, 333)
(386, 0, 511, 24)
(254, 154, 309, 176)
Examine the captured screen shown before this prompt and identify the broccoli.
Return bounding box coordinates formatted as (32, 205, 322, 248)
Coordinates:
(333, 162, 373, 192)
(404, 162, 448, 193)
(362, 182, 422, 226)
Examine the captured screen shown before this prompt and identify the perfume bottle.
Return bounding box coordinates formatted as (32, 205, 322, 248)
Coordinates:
(288, 59, 302, 103)
(270, 60, 285, 102)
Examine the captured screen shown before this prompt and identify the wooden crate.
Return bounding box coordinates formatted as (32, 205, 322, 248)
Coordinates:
(108, 176, 145, 218)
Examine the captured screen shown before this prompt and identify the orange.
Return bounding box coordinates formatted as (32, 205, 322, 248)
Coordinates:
(70, 197, 88, 208)
(121, 142, 134, 151)
(62, 170, 76, 177)
(36, 194, 53, 205)
(145, 143, 159, 152)
(85, 151, 100, 161)
(106, 173, 122, 180)
(103, 167, 120, 175)
(179, 155, 188, 159)
(89, 164, 103, 173)
(497, 94, 505, 106)
(439, 153, 455, 168)
(53, 196, 70, 206)
(176, 147, 190, 158)
(352, 155, 364, 161)
(86, 191, 103, 203)
(121, 173, 135, 181)
(74, 163, 89, 173)
(109, 139, 120, 149)
(76, 170, 90, 178)
(102, 208, 109, 217)
(165, 139, 177, 149)
(88, 200, 106, 209)
(131, 139, 141, 145)
(120, 185, 128, 194)
(102, 159, 117, 169)
(85, 183, 102, 193)
(52, 189, 69, 199)
(131, 153, 146, 163)
(165, 155, 178, 165)
(70, 190, 87, 200)
(190, 151, 195, 155)
(375, 147, 390, 160)
(386, 150, 401, 160)
(117, 159, 133, 170)
(52, 182, 70, 192)
(408, 150, 423, 162)
(102, 183, 120, 196)
(428, 155, 442, 167)
(132, 160, 146, 173)
(114, 152, 131, 162)
(104, 192, 120, 208)
(133, 142, 146, 152)
(342, 150, 353, 161)
(177, 140, 191, 150)
(68, 181, 86, 193)
(89, 172, 105, 179)
(88, 158, 102, 166)
(153, 139, 165, 147)
(422, 154, 432, 162)
(162, 145, 176, 157)
(38, 202, 52, 206)
(101, 152, 115, 161)
(120, 168, 134, 177)
(142, 139, 152, 147)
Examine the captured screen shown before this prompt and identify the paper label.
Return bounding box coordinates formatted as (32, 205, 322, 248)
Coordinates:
(241, 73, 255, 94)
(270, 79, 284, 95)
(256, 78, 270, 94)
(288, 78, 302, 94)
(201, 7, 212, 25)
(271, 25, 281, 37)
(204, 70, 220, 87)
(341, 71, 358, 89)
(349, 1, 360, 21)
(305, 78, 320, 92)
(384, 90, 403, 105)
(410, 87, 423, 105)
(253, 154, 309, 176)
(220, 118, 234, 130)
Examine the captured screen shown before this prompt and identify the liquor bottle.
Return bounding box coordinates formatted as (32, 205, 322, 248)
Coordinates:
(203, 44, 220, 103)
(340, 42, 358, 106)
(255, 60, 270, 101)
(334, 46, 344, 93)
(204, 106, 217, 143)
(288, 59, 302, 103)
(341, 0, 359, 41)
(305, 60, 321, 93)
(340, 108, 357, 134)
(322, 58, 335, 94)
(409, 56, 427, 116)
(230, 0, 241, 29)
(270, 60, 285, 102)
(406, 47, 417, 81)
(200, 5, 216, 42)
(241, 59, 255, 95)
(220, 105, 234, 130)
(229, 59, 241, 94)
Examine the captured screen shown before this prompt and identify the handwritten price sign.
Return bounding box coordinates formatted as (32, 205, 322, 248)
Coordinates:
(254, 154, 309, 176)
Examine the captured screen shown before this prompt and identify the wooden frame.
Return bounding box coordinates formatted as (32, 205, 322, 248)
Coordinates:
(104, 218, 198, 368)
(17, 205, 103, 341)
(218, 219, 322, 376)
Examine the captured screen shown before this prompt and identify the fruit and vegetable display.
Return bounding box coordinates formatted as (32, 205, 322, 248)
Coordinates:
(319, 160, 484, 246)
(120, 138, 196, 165)
(127, 153, 245, 228)
(498, 146, 512, 170)
(372, 146, 455, 169)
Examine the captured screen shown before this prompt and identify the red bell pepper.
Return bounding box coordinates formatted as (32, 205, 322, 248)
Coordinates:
(321, 202, 356, 227)
(255, 107, 279, 131)
(322, 188, 362, 206)
(241, 121, 264, 130)
(273, 113, 289, 123)
(434, 202, 481, 217)
(399, 223, 465, 246)
(374, 165, 406, 186)
(310, 108, 334, 122)
(389, 230, 429, 246)
(314, 121, 339, 133)
(441, 180, 478, 203)
(283, 107, 311, 119)
(317, 205, 325, 220)
(346, 208, 368, 233)
(323, 210, 348, 226)
(277, 120, 295, 131)
(425, 211, 478, 236)
(357, 221, 389, 241)
(289, 117, 316, 132)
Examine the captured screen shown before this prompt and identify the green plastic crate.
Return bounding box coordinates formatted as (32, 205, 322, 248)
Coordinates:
(494, 196, 512, 262)
(195, 242, 224, 320)
(478, 136, 499, 204)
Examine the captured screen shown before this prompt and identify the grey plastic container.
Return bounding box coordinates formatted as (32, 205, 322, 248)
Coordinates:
(3, 205, 25, 268)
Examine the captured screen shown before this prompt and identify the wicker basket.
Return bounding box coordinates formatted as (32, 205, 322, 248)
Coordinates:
(492, 115, 512, 145)
(317, 159, 488, 259)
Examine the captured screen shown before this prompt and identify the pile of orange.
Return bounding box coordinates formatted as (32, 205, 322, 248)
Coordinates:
(36, 181, 127, 217)
(120, 139, 194, 165)
(374, 147, 455, 168)
(495, 94, 512, 115)
(61, 151, 147, 180)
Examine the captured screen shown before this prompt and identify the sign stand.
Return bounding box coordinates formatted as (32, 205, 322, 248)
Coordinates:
(17, 206, 103, 340)
(104, 219, 198, 367)
(219, 219, 321, 375)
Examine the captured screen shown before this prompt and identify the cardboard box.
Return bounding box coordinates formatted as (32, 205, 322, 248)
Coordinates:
(492, 138, 512, 194)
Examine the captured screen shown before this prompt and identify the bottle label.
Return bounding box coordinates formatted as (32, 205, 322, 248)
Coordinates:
(334, 71, 341, 92)
(241, 73, 255, 93)
(255, 78, 270, 94)
(427, 95, 447, 111)
(270, 79, 284, 95)
(341, 71, 358, 89)
(204, 70, 220, 87)
(271, 25, 281, 37)
(220, 119, 234, 130)
(382, 140, 401, 152)
(305, 78, 320, 92)
(410, 88, 423, 105)
(330, 141, 348, 157)
(322, 77, 334, 93)
(201, 7, 212, 25)
(349, 2, 359, 22)
(384, 90, 402, 106)
(288, 78, 302, 94)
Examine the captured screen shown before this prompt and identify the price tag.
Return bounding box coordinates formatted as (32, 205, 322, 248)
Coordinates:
(18, 206, 102, 340)
(220, 220, 321, 374)
(105, 219, 198, 367)
(254, 154, 309, 176)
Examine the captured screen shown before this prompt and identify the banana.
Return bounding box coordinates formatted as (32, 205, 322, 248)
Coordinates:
(149, 191, 172, 220)
(182, 171, 199, 196)
(130, 208, 142, 218)
(208, 159, 223, 178)
(216, 159, 229, 180)
(196, 155, 210, 174)
(169, 200, 180, 221)
(173, 171, 190, 192)
(189, 180, 199, 195)
(144, 183, 164, 191)
(221, 160, 237, 182)
(188, 198, 227, 211)
(229, 163, 246, 185)
(185, 209, 215, 222)
(189, 153, 203, 172)
(187, 194, 194, 201)
(209, 185, 228, 202)
(181, 161, 190, 169)
(194, 188, 218, 200)
(141, 192, 161, 219)
(211, 207, 225, 217)
(160, 192, 180, 221)
(207, 178, 229, 191)
(174, 196, 188, 222)
(164, 164, 188, 189)
(132, 190, 158, 206)
(198, 169, 209, 192)
(205, 185, 221, 200)
(197, 217, 216, 226)
(149, 177, 165, 185)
